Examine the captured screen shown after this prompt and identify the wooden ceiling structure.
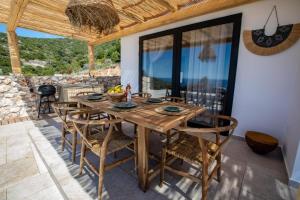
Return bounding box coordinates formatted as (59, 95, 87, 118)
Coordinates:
(0, 0, 260, 74)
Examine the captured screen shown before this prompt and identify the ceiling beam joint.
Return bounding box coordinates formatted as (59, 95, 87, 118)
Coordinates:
(7, 0, 30, 31)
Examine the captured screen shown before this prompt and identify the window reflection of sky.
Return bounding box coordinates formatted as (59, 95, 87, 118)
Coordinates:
(142, 43, 232, 88)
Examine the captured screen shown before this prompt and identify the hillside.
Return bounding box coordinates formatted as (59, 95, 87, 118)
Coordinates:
(0, 32, 120, 76)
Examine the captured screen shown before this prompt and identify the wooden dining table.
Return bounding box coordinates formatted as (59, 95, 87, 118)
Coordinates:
(73, 95, 206, 191)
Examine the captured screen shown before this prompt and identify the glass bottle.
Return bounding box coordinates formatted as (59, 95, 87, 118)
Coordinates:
(126, 84, 132, 103)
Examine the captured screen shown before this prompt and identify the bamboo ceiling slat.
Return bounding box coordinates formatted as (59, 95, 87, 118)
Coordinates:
(19, 19, 98, 40)
(17, 22, 94, 41)
(0, 0, 260, 43)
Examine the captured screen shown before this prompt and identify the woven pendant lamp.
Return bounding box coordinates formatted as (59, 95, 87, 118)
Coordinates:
(65, 0, 120, 33)
(198, 44, 216, 62)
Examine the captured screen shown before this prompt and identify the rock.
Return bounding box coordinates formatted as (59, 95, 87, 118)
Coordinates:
(19, 91, 27, 96)
(10, 106, 21, 113)
(16, 100, 25, 106)
(19, 108, 28, 117)
(9, 87, 18, 93)
(4, 93, 14, 98)
(3, 78, 12, 85)
(0, 99, 13, 107)
(0, 85, 11, 93)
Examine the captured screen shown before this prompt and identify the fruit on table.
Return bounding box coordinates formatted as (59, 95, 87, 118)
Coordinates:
(108, 85, 124, 94)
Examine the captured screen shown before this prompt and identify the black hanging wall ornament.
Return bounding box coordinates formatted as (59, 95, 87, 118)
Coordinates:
(243, 6, 300, 56)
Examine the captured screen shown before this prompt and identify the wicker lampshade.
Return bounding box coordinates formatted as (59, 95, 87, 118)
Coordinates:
(65, 0, 120, 33)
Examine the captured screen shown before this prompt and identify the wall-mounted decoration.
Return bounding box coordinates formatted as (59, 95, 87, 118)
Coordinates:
(244, 6, 300, 56)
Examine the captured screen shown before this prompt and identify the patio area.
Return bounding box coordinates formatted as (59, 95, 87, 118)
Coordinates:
(1, 0, 300, 199)
(0, 116, 296, 200)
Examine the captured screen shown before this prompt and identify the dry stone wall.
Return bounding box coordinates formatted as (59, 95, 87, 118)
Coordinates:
(0, 75, 120, 123)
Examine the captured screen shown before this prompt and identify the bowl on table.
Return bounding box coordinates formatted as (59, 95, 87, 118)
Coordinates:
(164, 106, 181, 112)
(114, 102, 137, 109)
(107, 93, 125, 102)
(87, 93, 103, 101)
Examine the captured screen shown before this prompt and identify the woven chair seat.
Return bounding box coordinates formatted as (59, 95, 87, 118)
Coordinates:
(166, 135, 219, 165)
(64, 121, 77, 134)
(88, 130, 134, 155)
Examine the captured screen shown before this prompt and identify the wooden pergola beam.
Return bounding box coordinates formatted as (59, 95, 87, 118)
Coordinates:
(7, 0, 30, 31)
(7, 31, 22, 74)
(88, 44, 95, 72)
(91, 0, 260, 45)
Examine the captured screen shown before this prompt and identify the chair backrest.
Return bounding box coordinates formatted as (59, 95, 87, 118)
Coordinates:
(52, 102, 79, 127)
(68, 111, 122, 150)
(176, 115, 238, 150)
(161, 96, 184, 103)
(132, 92, 152, 98)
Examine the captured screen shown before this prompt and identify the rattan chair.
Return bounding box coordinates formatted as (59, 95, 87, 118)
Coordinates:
(76, 91, 108, 120)
(69, 111, 137, 200)
(160, 115, 238, 200)
(52, 102, 82, 163)
(132, 92, 152, 98)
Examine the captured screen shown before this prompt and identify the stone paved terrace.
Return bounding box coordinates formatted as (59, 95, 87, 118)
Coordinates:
(0, 117, 297, 200)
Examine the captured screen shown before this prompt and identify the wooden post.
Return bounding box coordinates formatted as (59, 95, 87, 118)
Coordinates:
(88, 43, 95, 72)
(7, 31, 21, 74)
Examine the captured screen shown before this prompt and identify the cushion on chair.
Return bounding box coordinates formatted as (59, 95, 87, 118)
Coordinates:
(166, 135, 219, 165)
(245, 131, 278, 155)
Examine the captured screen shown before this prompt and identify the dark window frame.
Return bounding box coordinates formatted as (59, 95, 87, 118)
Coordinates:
(139, 13, 242, 116)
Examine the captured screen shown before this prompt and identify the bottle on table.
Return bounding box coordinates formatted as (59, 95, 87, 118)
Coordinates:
(126, 84, 132, 103)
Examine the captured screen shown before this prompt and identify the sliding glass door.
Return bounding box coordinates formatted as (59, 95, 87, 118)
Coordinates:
(141, 35, 174, 97)
(180, 23, 234, 115)
(139, 14, 242, 117)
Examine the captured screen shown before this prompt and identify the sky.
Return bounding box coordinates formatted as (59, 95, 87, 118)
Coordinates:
(0, 23, 63, 38)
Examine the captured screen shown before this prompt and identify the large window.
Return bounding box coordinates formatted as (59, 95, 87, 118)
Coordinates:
(139, 14, 242, 118)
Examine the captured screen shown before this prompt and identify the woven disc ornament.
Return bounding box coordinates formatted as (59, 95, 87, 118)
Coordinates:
(243, 6, 300, 56)
(65, 0, 120, 33)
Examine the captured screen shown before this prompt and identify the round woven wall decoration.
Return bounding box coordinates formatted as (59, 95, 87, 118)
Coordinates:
(244, 24, 300, 56)
(243, 6, 300, 56)
(65, 0, 120, 34)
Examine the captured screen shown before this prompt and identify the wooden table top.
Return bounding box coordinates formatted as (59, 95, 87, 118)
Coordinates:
(73, 96, 205, 133)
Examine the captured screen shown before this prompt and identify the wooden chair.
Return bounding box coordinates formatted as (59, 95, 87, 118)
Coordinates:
(52, 102, 82, 163)
(160, 115, 238, 200)
(76, 91, 107, 120)
(132, 92, 152, 98)
(68, 111, 137, 200)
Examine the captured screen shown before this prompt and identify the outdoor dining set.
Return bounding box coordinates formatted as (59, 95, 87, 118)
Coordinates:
(51, 90, 238, 200)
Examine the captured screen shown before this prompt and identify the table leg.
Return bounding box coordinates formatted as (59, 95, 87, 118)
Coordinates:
(137, 125, 149, 192)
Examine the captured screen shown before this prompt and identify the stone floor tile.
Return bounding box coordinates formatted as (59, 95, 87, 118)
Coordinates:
(1, 119, 295, 200)
(6, 143, 32, 163)
(0, 155, 39, 189)
(0, 137, 6, 166)
(241, 164, 294, 200)
(239, 191, 268, 200)
(6, 173, 55, 200)
(23, 186, 64, 200)
(0, 188, 6, 200)
(30, 144, 48, 174)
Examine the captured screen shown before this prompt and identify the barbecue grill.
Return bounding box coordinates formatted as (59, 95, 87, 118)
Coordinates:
(37, 85, 56, 118)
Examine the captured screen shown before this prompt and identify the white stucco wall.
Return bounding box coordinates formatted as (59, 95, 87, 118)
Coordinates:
(120, 0, 300, 183)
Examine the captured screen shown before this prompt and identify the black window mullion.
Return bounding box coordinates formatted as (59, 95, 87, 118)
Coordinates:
(171, 31, 182, 97)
